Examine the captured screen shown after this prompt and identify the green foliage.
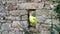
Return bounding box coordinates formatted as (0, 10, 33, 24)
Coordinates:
(50, 24, 55, 34)
(29, 16, 36, 26)
(56, 0, 60, 3)
(58, 16, 60, 21)
(32, 12, 36, 17)
(54, 3, 60, 32)
(55, 4, 60, 14)
(54, 3, 60, 21)
(54, 25, 60, 32)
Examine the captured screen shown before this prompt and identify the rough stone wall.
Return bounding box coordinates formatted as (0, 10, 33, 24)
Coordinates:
(0, 0, 59, 34)
(36, 1, 59, 34)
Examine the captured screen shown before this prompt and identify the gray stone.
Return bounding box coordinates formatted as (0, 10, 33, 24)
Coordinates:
(19, 3, 38, 9)
(36, 10, 48, 16)
(44, 4, 51, 10)
(41, 30, 50, 34)
(34, 0, 42, 2)
(52, 19, 60, 25)
(53, 3, 58, 7)
(14, 28, 23, 34)
(52, 0, 57, 1)
(2, 31, 8, 34)
(22, 15, 28, 20)
(1, 23, 10, 30)
(45, 19, 51, 25)
(0, 6, 4, 11)
(53, 29, 59, 34)
(0, 23, 1, 29)
(12, 21, 20, 27)
(22, 21, 28, 28)
(37, 3, 44, 9)
(50, 4, 55, 9)
(3, 0, 26, 3)
(20, 10, 27, 15)
(36, 16, 46, 23)
(9, 31, 15, 34)
(36, 10, 43, 16)
(40, 25, 50, 34)
(15, 16, 20, 20)
(0, 13, 6, 16)
(18, 0, 26, 2)
(45, 10, 56, 18)
(0, 32, 1, 34)
(9, 10, 20, 16)
(6, 16, 20, 20)
(36, 23, 40, 30)
(0, 20, 6, 23)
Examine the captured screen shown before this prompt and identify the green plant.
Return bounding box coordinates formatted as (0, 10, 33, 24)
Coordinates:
(54, 3, 60, 21)
(29, 16, 36, 26)
(50, 23, 55, 34)
(56, 0, 60, 3)
(32, 12, 36, 17)
(54, 4, 60, 34)
(54, 24, 60, 34)
(54, 25, 60, 32)
(54, 4, 60, 14)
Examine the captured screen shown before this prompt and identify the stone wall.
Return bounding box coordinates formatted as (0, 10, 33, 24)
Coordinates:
(0, 0, 59, 34)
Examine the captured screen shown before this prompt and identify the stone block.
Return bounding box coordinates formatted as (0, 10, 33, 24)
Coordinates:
(33, 0, 42, 2)
(0, 12, 6, 16)
(1, 23, 10, 30)
(2, 31, 9, 34)
(41, 30, 50, 34)
(44, 4, 51, 10)
(45, 19, 51, 25)
(8, 9, 27, 16)
(19, 3, 38, 9)
(20, 10, 27, 15)
(9, 31, 15, 34)
(36, 23, 40, 30)
(14, 28, 23, 34)
(12, 21, 21, 28)
(9, 10, 20, 16)
(22, 15, 28, 20)
(0, 20, 6, 23)
(18, 0, 26, 2)
(36, 10, 48, 16)
(0, 6, 4, 11)
(37, 3, 44, 9)
(36, 16, 46, 23)
(6, 20, 12, 26)
(22, 21, 28, 28)
(6, 16, 20, 20)
(52, 19, 60, 25)
(36, 10, 43, 16)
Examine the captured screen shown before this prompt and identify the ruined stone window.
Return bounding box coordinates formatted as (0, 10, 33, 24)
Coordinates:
(27, 9, 36, 28)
